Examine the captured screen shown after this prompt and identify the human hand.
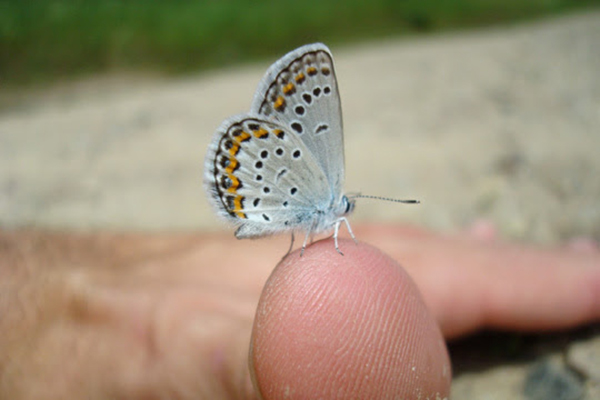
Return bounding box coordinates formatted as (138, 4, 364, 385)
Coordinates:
(1, 226, 598, 399)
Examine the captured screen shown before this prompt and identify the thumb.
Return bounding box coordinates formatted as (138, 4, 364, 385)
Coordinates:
(249, 239, 451, 399)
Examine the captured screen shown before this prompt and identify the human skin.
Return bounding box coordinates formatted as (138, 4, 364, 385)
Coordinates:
(1, 225, 598, 399)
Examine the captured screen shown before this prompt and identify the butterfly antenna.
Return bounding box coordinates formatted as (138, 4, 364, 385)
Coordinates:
(352, 194, 420, 204)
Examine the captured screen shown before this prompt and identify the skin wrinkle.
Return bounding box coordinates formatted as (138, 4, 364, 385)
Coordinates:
(359, 260, 414, 391)
(359, 295, 392, 390)
(251, 241, 450, 399)
(297, 257, 375, 394)
(393, 299, 418, 383)
(405, 268, 447, 396)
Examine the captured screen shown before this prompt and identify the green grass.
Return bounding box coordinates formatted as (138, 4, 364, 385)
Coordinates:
(1, 0, 599, 87)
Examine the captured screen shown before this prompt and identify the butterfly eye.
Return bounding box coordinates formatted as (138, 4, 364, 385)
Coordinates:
(344, 197, 354, 214)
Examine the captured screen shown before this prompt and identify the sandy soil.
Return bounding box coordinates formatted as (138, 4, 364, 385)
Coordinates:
(1, 12, 599, 246)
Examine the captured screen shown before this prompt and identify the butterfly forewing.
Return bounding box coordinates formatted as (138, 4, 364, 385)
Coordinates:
(250, 43, 345, 197)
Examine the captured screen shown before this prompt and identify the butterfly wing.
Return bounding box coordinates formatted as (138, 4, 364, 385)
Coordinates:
(249, 43, 345, 197)
(204, 115, 331, 238)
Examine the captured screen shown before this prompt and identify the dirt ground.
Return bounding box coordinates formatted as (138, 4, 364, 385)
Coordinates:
(1, 10, 599, 399)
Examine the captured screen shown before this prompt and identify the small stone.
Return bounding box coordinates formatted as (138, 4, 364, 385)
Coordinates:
(566, 335, 600, 382)
(523, 359, 584, 400)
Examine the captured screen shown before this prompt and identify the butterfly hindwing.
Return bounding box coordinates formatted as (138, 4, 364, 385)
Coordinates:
(204, 115, 330, 238)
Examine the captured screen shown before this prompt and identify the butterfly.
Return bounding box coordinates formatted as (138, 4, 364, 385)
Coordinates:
(204, 43, 417, 255)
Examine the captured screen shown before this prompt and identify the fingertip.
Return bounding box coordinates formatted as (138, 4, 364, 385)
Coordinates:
(250, 239, 450, 399)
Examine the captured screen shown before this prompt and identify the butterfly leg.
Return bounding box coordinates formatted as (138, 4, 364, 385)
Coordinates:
(333, 219, 344, 255)
(284, 231, 295, 257)
(342, 217, 358, 244)
(300, 230, 312, 256)
(333, 217, 357, 255)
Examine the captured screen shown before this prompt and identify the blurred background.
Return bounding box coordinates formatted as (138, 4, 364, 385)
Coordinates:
(1, 2, 600, 399)
(2, 0, 598, 87)
(1, 0, 599, 244)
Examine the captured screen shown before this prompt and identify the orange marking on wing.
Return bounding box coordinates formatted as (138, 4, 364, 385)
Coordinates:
(233, 195, 247, 218)
(283, 82, 295, 95)
(295, 72, 305, 84)
(237, 131, 251, 142)
(274, 96, 285, 111)
(225, 157, 238, 174)
(228, 142, 240, 156)
(228, 130, 251, 156)
(306, 66, 317, 76)
(253, 128, 269, 138)
(226, 174, 241, 193)
(273, 129, 284, 139)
